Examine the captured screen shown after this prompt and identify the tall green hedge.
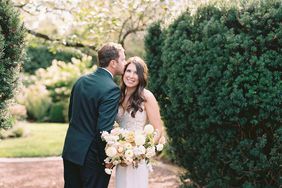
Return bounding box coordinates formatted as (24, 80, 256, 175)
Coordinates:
(0, 0, 25, 129)
(146, 1, 282, 187)
(145, 22, 168, 107)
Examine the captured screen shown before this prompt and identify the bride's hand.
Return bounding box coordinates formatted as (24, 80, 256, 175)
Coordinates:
(105, 162, 114, 169)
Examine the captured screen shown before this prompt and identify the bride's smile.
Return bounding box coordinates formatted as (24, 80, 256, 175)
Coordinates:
(123, 63, 139, 88)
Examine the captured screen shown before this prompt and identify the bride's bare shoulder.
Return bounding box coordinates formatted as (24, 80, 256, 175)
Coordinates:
(143, 89, 156, 101)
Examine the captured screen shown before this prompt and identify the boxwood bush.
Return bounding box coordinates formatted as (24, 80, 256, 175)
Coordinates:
(0, 0, 25, 129)
(146, 1, 282, 187)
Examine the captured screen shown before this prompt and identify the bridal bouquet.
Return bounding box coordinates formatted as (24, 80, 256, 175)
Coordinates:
(101, 124, 165, 175)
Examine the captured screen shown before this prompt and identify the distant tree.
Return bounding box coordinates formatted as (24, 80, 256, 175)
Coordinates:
(14, 0, 174, 51)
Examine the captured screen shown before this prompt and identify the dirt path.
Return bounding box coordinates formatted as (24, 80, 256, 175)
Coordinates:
(0, 157, 184, 188)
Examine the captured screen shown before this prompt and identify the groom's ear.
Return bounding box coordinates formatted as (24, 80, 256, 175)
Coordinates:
(109, 59, 117, 68)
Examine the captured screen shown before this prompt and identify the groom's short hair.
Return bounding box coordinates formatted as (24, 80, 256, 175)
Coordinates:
(98, 42, 124, 68)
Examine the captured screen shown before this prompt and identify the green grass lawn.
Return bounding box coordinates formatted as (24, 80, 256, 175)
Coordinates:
(0, 122, 68, 157)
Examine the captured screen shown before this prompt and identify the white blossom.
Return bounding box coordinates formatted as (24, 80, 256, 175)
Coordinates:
(156, 144, 164, 151)
(125, 149, 134, 158)
(135, 134, 146, 146)
(105, 168, 113, 175)
(106, 146, 117, 157)
(146, 147, 156, 158)
(144, 124, 154, 134)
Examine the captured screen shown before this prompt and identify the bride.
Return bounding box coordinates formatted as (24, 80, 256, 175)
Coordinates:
(115, 56, 164, 188)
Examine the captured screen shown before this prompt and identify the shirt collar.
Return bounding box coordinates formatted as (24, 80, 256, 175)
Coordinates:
(101, 68, 113, 78)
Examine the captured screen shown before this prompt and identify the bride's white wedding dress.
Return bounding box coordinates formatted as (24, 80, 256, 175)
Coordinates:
(115, 106, 149, 188)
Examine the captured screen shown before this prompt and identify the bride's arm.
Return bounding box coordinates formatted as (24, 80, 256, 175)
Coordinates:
(144, 89, 164, 143)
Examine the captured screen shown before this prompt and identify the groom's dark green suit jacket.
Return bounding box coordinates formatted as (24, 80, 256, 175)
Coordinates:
(62, 68, 120, 165)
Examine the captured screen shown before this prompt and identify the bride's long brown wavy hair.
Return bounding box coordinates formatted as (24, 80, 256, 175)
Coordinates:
(119, 56, 148, 118)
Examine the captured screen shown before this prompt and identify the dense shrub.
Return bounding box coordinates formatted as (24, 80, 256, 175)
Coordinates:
(0, 0, 25, 129)
(8, 103, 27, 121)
(17, 83, 52, 121)
(145, 22, 169, 107)
(146, 1, 282, 187)
(0, 125, 27, 139)
(145, 22, 177, 162)
(24, 45, 84, 74)
(48, 102, 65, 122)
(18, 55, 96, 122)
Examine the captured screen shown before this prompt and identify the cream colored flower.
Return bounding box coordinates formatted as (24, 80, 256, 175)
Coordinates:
(144, 124, 154, 134)
(117, 146, 124, 153)
(111, 127, 121, 135)
(125, 149, 134, 158)
(105, 168, 113, 175)
(101, 131, 109, 138)
(124, 143, 132, 149)
(135, 134, 146, 146)
(125, 132, 135, 143)
(133, 145, 146, 156)
(146, 147, 156, 158)
(106, 146, 117, 157)
(104, 157, 110, 163)
(156, 144, 164, 151)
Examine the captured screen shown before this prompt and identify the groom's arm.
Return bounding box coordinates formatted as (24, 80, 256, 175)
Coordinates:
(96, 86, 120, 164)
(68, 84, 76, 122)
(97, 86, 120, 132)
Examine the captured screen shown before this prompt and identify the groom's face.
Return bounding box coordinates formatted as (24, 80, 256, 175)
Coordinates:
(115, 50, 126, 75)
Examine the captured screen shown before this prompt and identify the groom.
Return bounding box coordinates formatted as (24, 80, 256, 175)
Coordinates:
(62, 42, 126, 188)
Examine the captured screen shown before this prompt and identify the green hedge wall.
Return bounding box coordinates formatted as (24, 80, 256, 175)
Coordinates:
(145, 1, 282, 187)
(0, 0, 25, 129)
(145, 22, 169, 108)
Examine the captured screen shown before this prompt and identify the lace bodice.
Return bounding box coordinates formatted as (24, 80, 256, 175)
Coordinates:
(116, 105, 148, 131)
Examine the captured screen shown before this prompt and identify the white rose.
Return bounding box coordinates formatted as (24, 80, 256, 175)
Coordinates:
(105, 168, 113, 175)
(135, 134, 146, 146)
(146, 147, 156, 158)
(124, 143, 132, 149)
(125, 149, 134, 158)
(101, 131, 109, 138)
(138, 145, 146, 154)
(104, 157, 110, 163)
(144, 124, 154, 134)
(133, 145, 146, 156)
(106, 146, 117, 157)
(111, 127, 121, 135)
(156, 144, 164, 151)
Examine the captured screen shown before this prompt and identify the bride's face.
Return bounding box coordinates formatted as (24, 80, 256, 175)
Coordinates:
(123, 63, 139, 88)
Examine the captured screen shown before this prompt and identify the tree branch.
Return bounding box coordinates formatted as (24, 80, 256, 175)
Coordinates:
(118, 15, 132, 45)
(26, 29, 98, 50)
(14, 3, 28, 9)
(119, 28, 145, 47)
(14, 3, 36, 15)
